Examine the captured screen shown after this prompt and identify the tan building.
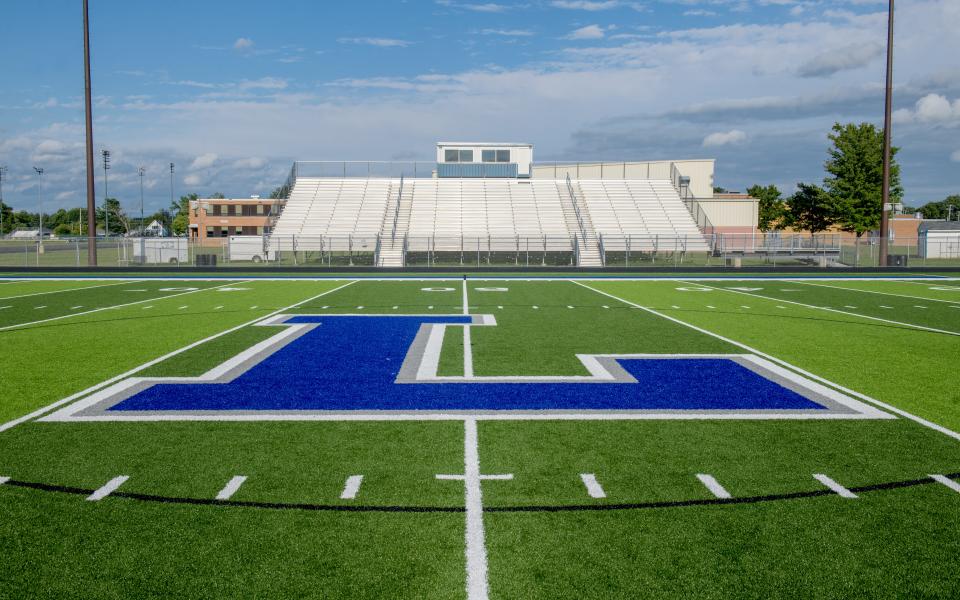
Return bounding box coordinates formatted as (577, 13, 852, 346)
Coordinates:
(189, 197, 283, 246)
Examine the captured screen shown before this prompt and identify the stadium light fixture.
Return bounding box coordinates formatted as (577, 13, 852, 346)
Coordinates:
(879, 0, 895, 267)
(83, 0, 97, 265)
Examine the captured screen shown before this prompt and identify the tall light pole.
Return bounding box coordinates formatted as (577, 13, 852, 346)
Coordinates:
(169, 162, 175, 237)
(0, 166, 7, 238)
(102, 149, 110, 237)
(83, 0, 98, 265)
(139, 166, 146, 235)
(34, 167, 44, 254)
(879, 0, 895, 267)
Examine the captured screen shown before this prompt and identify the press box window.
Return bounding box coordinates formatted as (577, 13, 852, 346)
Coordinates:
(444, 149, 474, 163)
(482, 149, 511, 163)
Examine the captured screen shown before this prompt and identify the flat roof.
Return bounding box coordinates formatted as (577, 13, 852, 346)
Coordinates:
(437, 142, 533, 147)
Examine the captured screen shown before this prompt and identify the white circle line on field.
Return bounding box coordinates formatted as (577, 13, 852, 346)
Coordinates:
(421, 287, 456, 292)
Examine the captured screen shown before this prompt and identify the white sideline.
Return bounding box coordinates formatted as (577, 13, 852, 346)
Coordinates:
(0, 280, 357, 434)
(0, 280, 246, 332)
(696, 474, 731, 499)
(580, 473, 606, 498)
(216, 476, 248, 501)
(793, 280, 960, 305)
(572, 281, 960, 443)
(87, 475, 129, 501)
(0, 280, 128, 301)
(930, 474, 960, 494)
(340, 475, 364, 500)
(813, 474, 857, 499)
(679, 280, 960, 337)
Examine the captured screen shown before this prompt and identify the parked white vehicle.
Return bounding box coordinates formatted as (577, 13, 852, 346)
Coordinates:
(228, 236, 271, 262)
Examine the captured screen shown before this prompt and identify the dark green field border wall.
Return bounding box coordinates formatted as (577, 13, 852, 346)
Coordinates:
(2, 266, 960, 278)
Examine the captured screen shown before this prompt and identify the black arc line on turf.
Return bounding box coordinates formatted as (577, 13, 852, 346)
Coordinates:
(3, 472, 958, 514)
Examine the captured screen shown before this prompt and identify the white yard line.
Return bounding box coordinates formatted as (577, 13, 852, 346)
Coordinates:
(462, 278, 470, 316)
(0, 280, 356, 434)
(0, 280, 129, 302)
(930, 474, 960, 494)
(580, 473, 606, 498)
(696, 474, 731, 499)
(813, 474, 858, 498)
(340, 475, 364, 500)
(87, 475, 129, 501)
(215, 476, 248, 501)
(572, 281, 960, 443)
(463, 418, 490, 600)
(793, 280, 960, 305)
(464, 325, 474, 378)
(0, 281, 246, 333)
(678, 280, 960, 337)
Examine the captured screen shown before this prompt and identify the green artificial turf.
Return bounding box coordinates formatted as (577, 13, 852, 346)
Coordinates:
(1, 277, 959, 599)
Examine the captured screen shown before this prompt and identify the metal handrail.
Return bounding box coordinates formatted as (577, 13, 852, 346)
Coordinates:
(565, 174, 589, 244)
(670, 162, 715, 233)
(391, 175, 404, 240)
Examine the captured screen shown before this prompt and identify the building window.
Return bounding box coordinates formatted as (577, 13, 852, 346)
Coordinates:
(444, 149, 474, 163)
(210, 205, 222, 216)
(482, 149, 512, 163)
(206, 226, 215, 238)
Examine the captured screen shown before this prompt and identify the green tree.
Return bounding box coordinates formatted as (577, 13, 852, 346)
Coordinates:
(269, 185, 289, 199)
(96, 198, 128, 235)
(782, 183, 840, 234)
(210, 192, 226, 199)
(747, 184, 785, 232)
(918, 195, 960, 220)
(824, 122, 903, 237)
(0, 201, 12, 234)
(170, 193, 197, 236)
(53, 223, 73, 237)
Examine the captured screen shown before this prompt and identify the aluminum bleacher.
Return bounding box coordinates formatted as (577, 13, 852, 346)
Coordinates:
(267, 174, 710, 260)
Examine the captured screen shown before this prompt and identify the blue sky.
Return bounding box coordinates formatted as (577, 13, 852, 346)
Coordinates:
(1, 0, 959, 215)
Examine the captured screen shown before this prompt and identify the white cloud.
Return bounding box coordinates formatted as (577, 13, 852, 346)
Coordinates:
(337, 37, 411, 48)
(951, 150, 960, 163)
(183, 174, 203, 186)
(552, 0, 619, 9)
(684, 9, 717, 16)
(798, 42, 884, 77)
(567, 24, 607, 40)
(893, 93, 960, 125)
(233, 157, 267, 169)
(480, 28, 535, 36)
(233, 37, 254, 51)
(702, 129, 748, 147)
(189, 153, 219, 170)
(436, 1, 510, 12)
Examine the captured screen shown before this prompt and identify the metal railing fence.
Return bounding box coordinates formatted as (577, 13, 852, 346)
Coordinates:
(2, 234, 959, 268)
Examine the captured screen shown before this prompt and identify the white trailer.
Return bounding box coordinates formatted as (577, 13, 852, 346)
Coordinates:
(228, 236, 271, 262)
(131, 238, 189, 264)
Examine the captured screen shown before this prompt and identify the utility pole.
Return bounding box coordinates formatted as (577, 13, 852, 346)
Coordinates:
(34, 167, 44, 254)
(139, 166, 146, 260)
(169, 162, 175, 236)
(879, 0, 895, 266)
(0, 166, 7, 238)
(83, 0, 98, 265)
(102, 149, 111, 237)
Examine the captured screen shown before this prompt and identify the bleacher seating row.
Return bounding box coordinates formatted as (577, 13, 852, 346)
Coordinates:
(268, 176, 709, 254)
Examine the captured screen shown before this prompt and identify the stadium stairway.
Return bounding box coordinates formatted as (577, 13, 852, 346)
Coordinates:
(559, 180, 603, 267)
(376, 180, 412, 267)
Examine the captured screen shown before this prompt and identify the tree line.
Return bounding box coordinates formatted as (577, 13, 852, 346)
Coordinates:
(1, 186, 287, 237)
(744, 122, 956, 235)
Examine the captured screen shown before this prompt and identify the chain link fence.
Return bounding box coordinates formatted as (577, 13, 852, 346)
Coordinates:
(1, 233, 958, 269)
